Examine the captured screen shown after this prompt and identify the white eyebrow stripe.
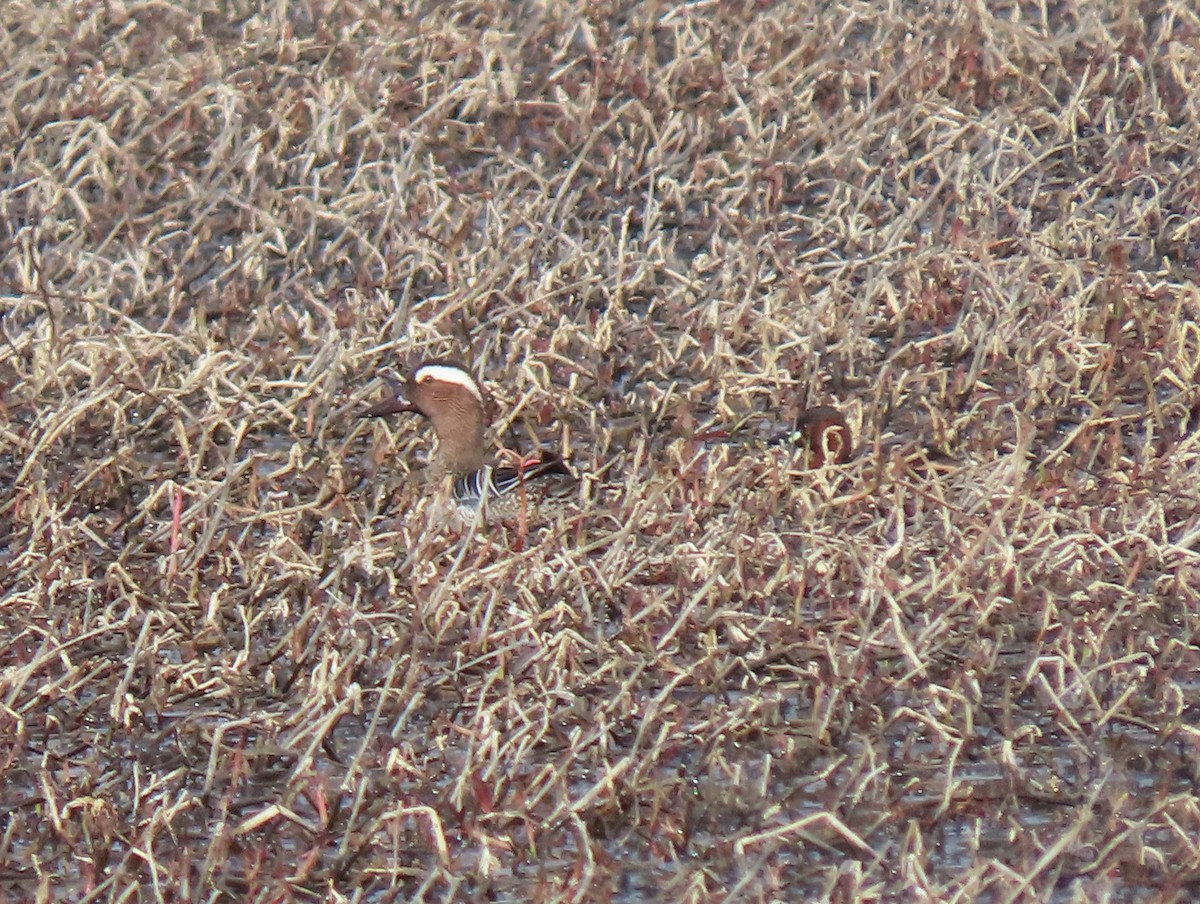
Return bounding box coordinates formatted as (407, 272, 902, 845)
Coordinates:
(412, 364, 484, 401)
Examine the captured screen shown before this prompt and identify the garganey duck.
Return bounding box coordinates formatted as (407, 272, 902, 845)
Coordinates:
(363, 360, 577, 526)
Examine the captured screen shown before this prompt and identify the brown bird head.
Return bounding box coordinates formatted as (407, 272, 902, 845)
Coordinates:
(794, 405, 853, 466)
(364, 360, 488, 474)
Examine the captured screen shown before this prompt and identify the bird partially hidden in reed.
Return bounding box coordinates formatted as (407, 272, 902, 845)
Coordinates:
(363, 360, 577, 530)
(793, 405, 853, 466)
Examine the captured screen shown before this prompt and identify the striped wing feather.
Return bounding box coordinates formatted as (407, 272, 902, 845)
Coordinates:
(452, 453, 574, 508)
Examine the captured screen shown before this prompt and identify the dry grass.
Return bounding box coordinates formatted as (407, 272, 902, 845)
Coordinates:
(3, 0, 1200, 901)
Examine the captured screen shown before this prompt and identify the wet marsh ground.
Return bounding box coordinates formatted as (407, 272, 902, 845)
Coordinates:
(3, 1, 1200, 901)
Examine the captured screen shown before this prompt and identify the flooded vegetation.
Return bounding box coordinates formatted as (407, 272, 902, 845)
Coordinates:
(3, 0, 1200, 900)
